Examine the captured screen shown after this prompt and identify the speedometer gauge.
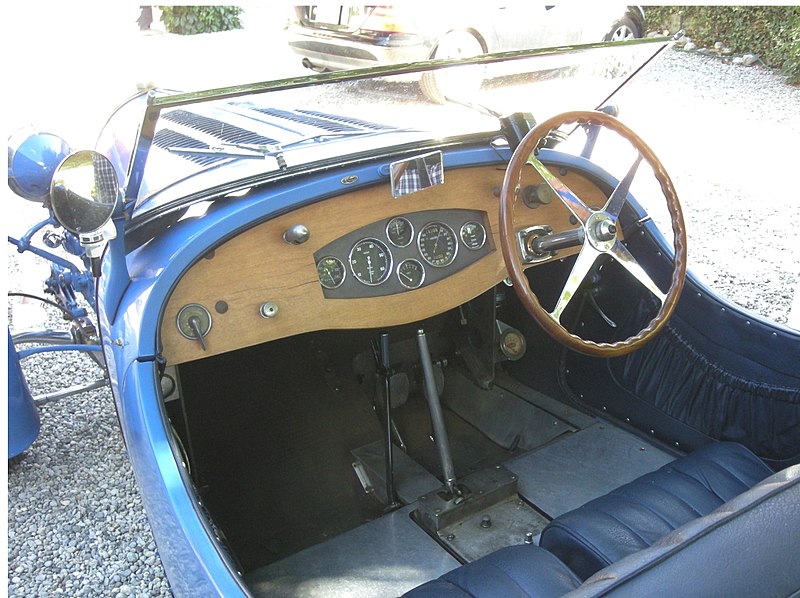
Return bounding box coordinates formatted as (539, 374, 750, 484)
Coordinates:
(349, 238, 392, 285)
(418, 222, 457, 267)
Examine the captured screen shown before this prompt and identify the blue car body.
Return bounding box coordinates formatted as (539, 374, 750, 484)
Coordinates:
(8, 330, 41, 459)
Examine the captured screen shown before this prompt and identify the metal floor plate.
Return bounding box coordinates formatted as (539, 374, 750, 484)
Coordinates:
(507, 422, 676, 518)
(245, 505, 459, 598)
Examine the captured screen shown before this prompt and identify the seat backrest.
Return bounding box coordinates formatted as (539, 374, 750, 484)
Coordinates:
(567, 465, 800, 597)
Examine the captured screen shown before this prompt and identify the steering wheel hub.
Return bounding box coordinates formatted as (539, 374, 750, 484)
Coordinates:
(586, 212, 618, 250)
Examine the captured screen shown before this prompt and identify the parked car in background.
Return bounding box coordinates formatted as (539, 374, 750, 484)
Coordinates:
(287, 5, 646, 101)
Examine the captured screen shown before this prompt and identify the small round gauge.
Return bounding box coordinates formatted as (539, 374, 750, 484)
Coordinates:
(418, 222, 457, 267)
(349, 238, 392, 286)
(386, 216, 414, 247)
(316, 256, 346, 289)
(460, 221, 487, 250)
(176, 303, 212, 341)
(499, 328, 527, 361)
(397, 258, 425, 289)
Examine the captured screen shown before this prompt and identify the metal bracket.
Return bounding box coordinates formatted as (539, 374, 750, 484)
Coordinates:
(516, 225, 553, 263)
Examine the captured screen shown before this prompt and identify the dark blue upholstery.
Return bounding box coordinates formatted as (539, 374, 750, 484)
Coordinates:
(572, 464, 800, 597)
(539, 441, 773, 580)
(403, 544, 580, 597)
(404, 460, 799, 598)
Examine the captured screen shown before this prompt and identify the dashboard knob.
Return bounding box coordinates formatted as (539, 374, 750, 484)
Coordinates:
(283, 224, 310, 244)
(259, 302, 279, 319)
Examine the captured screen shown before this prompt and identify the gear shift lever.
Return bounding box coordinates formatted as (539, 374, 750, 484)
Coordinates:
(416, 329, 459, 497)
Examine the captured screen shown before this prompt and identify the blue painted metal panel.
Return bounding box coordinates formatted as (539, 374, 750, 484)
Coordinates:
(8, 330, 40, 458)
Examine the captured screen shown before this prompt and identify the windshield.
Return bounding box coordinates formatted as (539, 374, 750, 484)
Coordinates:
(116, 38, 670, 219)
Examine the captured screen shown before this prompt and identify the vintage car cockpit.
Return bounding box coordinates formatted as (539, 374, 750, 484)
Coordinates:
(59, 38, 797, 596)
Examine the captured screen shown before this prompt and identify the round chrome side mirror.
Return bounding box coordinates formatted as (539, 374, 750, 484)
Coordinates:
(51, 151, 119, 234)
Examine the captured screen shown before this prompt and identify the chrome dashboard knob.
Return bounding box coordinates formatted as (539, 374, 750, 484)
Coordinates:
(283, 224, 310, 244)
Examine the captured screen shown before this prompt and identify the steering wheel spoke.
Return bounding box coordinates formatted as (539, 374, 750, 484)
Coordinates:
(527, 155, 593, 224)
(550, 245, 601, 323)
(604, 153, 643, 220)
(606, 240, 667, 304)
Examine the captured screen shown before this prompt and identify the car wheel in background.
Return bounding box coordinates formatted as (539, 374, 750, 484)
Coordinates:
(420, 30, 485, 104)
(604, 16, 642, 42)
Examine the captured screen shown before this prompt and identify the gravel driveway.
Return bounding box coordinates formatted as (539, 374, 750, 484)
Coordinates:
(6, 12, 799, 597)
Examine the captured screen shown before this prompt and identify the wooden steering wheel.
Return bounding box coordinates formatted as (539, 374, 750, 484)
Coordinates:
(499, 110, 687, 357)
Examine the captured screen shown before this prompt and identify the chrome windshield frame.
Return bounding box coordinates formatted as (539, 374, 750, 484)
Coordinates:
(123, 36, 672, 211)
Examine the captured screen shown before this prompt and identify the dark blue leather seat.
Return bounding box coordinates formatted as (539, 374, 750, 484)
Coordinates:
(403, 544, 581, 597)
(404, 461, 800, 597)
(539, 441, 773, 579)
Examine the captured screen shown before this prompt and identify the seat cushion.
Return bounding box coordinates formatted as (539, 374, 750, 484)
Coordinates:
(403, 544, 580, 598)
(539, 441, 773, 580)
(568, 464, 800, 597)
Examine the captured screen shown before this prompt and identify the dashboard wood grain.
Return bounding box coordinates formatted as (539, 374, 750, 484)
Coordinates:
(161, 164, 607, 364)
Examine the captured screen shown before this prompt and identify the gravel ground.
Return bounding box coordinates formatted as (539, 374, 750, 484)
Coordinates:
(6, 22, 800, 598)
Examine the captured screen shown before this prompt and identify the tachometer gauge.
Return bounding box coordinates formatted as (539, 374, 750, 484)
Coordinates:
(386, 216, 413, 247)
(418, 222, 457, 267)
(349, 238, 392, 285)
(316, 256, 346, 289)
(397, 258, 425, 289)
(460, 221, 487, 250)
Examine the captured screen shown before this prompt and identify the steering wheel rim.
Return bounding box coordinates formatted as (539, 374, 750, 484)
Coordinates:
(499, 110, 687, 357)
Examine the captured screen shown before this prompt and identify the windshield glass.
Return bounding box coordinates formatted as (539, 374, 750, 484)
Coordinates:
(121, 39, 669, 219)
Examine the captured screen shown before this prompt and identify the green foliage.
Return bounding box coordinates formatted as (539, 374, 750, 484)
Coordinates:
(644, 6, 800, 84)
(159, 6, 242, 35)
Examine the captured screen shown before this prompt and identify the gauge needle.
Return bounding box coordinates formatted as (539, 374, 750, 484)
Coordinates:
(433, 231, 441, 253)
(367, 255, 374, 281)
(400, 270, 412, 282)
(188, 316, 207, 351)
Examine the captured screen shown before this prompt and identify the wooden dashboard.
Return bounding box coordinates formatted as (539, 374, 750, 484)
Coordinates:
(160, 163, 608, 365)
